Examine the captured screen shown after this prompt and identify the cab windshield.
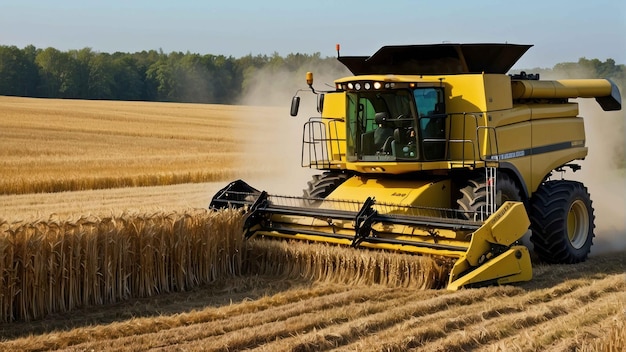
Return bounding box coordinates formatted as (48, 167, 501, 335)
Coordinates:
(346, 87, 445, 162)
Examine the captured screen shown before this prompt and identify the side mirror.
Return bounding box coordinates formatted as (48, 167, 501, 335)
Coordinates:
(317, 93, 325, 113)
(290, 96, 300, 116)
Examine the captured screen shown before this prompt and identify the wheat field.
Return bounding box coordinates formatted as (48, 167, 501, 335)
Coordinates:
(0, 96, 624, 351)
(0, 96, 284, 195)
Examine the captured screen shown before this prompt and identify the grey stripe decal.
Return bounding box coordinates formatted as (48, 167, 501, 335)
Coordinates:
(486, 141, 583, 161)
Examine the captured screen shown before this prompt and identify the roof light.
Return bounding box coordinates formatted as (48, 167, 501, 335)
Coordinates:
(364, 82, 371, 90)
(374, 82, 382, 89)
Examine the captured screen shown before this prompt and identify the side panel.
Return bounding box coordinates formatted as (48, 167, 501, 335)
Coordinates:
(529, 103, 579, 120)
(445, 74, 512, 112)
(486, 103, 579, 195)
(490, 106, 531, 128)
(446, 75, 486, 162)
(493, 122, 532, 196)
(483, 74, 514, 111)
(446, 74, 513, 162)
(530, 117, 587, 193)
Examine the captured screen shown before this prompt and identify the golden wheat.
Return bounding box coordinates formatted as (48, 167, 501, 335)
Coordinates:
(0, 96, 279, 195)
(0, 209, 243, 322)
(0, 211, 454, 322)
(244, 239, 453, 289)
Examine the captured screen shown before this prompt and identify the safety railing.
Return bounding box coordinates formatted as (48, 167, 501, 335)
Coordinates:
(302, 112, 501, 170)
(301, 117, 345, 169)
(444, 112, 501, 168)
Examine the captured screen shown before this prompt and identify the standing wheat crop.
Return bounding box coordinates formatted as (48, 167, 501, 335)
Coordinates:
(0, 209, 243, 322)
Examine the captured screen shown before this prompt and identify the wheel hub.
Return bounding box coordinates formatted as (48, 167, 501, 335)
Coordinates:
(567, 199, 589, 249)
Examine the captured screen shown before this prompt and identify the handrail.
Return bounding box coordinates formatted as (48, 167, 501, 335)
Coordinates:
(302, 112, 501, 169)
(301, 117, 345, 169)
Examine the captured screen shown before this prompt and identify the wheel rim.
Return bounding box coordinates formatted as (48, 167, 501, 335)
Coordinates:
(567, 199, 589, 249)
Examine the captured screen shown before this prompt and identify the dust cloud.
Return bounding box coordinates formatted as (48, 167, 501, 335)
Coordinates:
(571, 101, 626, 255)
(234, 62, 350, 196)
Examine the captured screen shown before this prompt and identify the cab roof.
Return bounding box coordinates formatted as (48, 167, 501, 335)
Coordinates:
(338, 43, 532, 75)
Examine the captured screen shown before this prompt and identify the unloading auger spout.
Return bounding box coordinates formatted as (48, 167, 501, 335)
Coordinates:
(210, 180, 532, 290)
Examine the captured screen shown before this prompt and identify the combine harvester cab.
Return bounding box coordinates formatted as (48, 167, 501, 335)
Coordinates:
(211, 43, 621, 290)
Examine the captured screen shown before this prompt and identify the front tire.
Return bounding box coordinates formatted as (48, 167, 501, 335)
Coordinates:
(457, 172, 523, 221)
(302, 172, 349, 204)
(529, 181, 595, 264)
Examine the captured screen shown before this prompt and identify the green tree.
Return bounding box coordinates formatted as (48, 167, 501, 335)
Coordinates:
(176, 53, 215, 103)
(35, 47, 81, 98)
(0, 45, 39, 96)
(210, 55, 239, 103)
(146, 51, 180, 101)
(87, 52, 116, 99)
(22, 45, 40, 96)
(110, 54, 144, 100)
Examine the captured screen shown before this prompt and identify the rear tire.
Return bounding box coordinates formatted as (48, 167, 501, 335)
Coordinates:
(529, 181, 595, 264)
(457, 172, 523, 221)
(303, 172, 349, 203)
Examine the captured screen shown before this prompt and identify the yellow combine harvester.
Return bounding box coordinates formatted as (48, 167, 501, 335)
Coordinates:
(211, 43, 621, 290)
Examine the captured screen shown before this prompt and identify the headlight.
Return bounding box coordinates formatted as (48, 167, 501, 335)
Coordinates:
(364, 82, 371, 90)
(347, 83, 354, 89)
(374, 82, 382, 89)
(354, 82, 361, 90)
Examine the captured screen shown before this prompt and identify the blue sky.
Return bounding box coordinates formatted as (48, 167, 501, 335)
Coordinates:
(1, 0, 624, 69)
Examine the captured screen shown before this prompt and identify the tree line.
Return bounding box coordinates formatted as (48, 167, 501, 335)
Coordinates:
(0, 45, 624, 104)
(0, 45, 345, 104)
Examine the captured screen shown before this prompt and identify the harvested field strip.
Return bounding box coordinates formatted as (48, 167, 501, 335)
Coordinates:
(415, 277, 624, 352)
(480, 298, 619, 352)
(55, 286, 512, 351)
(574, 313, 625, 352)
(0, 283, 353, 350)
(253, 287, 523, 352)
(64, 287, 420, 351)
(338, 274, 624, 352)
(480, 283, 625, 351)
(0, 183, 220, 221)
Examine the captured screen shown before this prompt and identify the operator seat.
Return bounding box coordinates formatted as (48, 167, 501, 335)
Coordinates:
(374, 112, 394, 153)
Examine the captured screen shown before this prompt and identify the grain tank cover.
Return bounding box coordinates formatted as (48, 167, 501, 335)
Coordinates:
(338, 43, 532, 75)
